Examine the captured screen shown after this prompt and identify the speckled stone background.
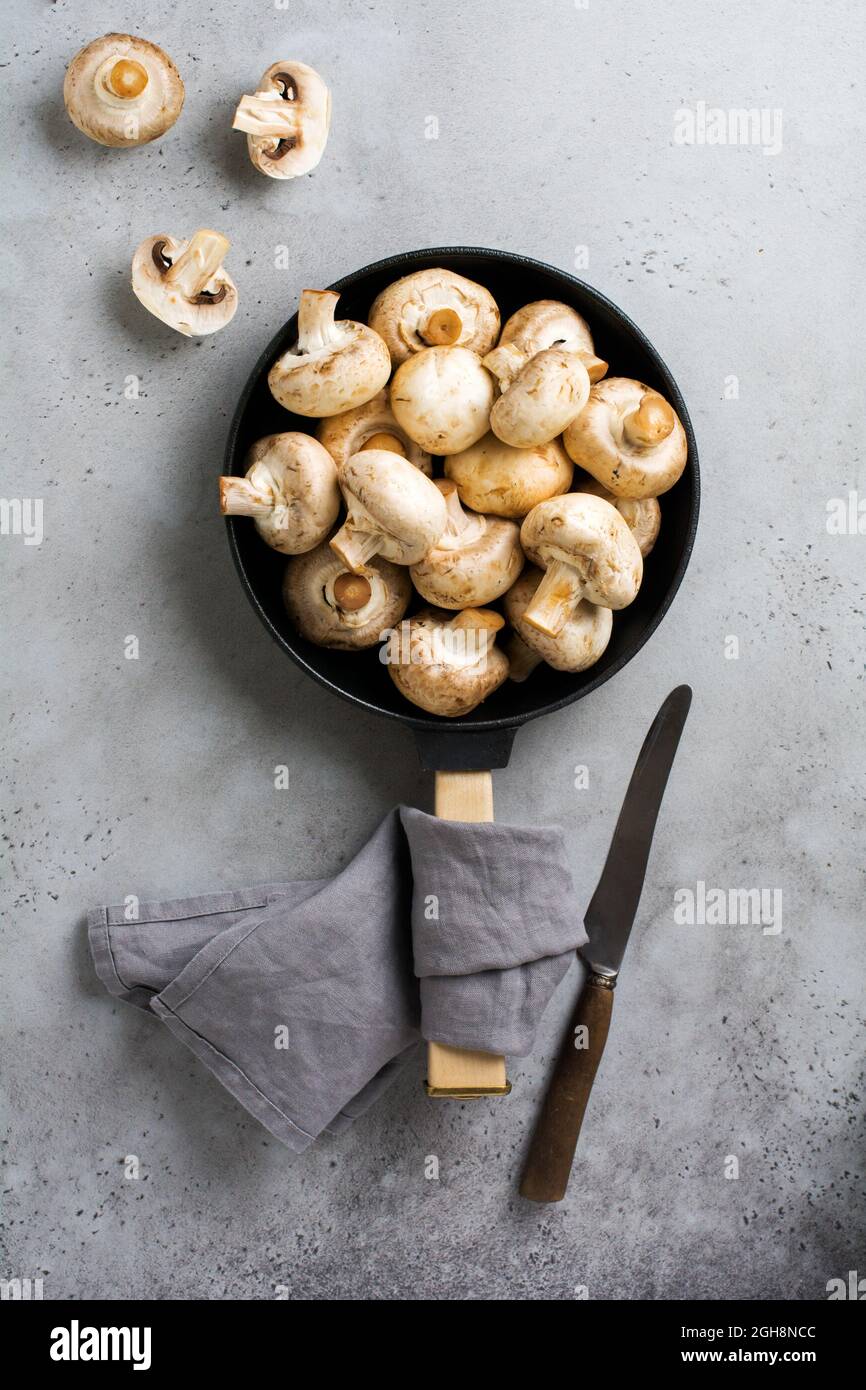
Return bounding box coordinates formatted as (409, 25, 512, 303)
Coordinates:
(2, 0, 864, 1301)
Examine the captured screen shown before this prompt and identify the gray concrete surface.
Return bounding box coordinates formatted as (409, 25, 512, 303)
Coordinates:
(2, 0, 864, 1301)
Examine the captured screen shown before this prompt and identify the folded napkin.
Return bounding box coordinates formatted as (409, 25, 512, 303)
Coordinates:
(89, 807, 586, 1151)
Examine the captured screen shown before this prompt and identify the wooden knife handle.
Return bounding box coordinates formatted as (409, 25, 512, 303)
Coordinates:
(425, 771, 510, 1098)
(519, 972, 614, 1201)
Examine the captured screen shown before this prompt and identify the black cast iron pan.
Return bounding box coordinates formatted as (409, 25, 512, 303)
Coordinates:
(224, 247, 700, 772)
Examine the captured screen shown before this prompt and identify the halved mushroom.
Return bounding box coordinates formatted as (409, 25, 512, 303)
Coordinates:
(390, 346, 494, 455)
(330, 449, 448, 572)
(445, 433, 573, 519)
(131, 230, 238, 336)
(484, 346, 591, 449)
(232, 61, 331, 179)
(410, 481, 524, 609)
(283, 543, 411, 649)
(64, 33, 184, 147)
(573, 473, 662, 557)
(219, 433, 339, 554)
(387, 608, 509, 716)
(316, 389, 432, 474)
(489, 299, 608, 382)
(503, 565, 613, 681)
(519, 493, 643, 637)
(269, 290, 391, 418)
(368, 268, 500, 366)
(562, 378, 687, 499)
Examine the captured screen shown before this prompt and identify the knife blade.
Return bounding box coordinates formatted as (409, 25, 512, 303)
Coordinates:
(519, 685, 692, 1203)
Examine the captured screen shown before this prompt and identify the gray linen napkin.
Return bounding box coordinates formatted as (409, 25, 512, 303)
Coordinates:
(89, 808, 586, 1151)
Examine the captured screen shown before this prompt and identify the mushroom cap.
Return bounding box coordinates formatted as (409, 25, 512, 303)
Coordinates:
(445, 433, 573, 519)
(368, 268, 501, 365)
(410, 485, 524, 609)
(131, 231, 238, 337)
(504, 566, 613, 673)
(269, 301, 391, 418)
(232, 61, 331, 180)
(498, 299, 596, 360)
(520, 493, 643, 609)
(562, 377, 687, 499)
(336, 450, 448, 565)
(390, 346, 494, 455)
(316, 388, 432, 474)
(488, 347, 591, 449)
(223, 432, 340, 554)
(387, 608, 509, 716)
(64, 34, 184, 147)
(573, 472, 662, 557)
(283, 543, 411, 649)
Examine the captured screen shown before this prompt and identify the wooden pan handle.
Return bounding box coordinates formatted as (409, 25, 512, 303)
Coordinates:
(425, 771, 510, 1098)
(518, 972, 614, 1201)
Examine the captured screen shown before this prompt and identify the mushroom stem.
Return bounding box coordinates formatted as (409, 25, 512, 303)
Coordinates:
(523, 559, 584, 638)
(332, 572, 373, 613)
(482, 342, 525, 389)
(165, 230, 231, 300)
(623, 392, 675, 448)
(219, 476, 274, 517)
(442, 608, 504, 666)
(362, 432, 406, 456)
(108, 58, 149, 99)
(329, 522, 382, 572)
(506, 632, 542, 683)
(232, 92, 303, 138)
(297, 289, 342, 353)
(577, 351, 609, 384)
(423, 306, 463, 345)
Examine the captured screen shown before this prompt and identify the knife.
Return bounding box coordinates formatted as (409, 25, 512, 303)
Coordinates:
(519, 684, 692, 1203)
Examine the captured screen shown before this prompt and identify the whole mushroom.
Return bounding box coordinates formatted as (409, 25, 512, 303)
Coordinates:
(330, 449, 448, 572)
(64, 33, 184, 147)
(562, 378, 687, 499)
(410, 481, 524, 609)
(387, 608, 509, 717)
(489, 299, 608, 382)
(519, 493, 643, 637)
(368, 268, 500, 365)
(232, 61, 331, 180)
(316, 389, 432, 474)
(269, 290, 391, 418)
(283, 543, 411, 649)
(574, 473, 662, 557)
(390, 346, 494, 455)
(445, 433, 573, 519)
(219, 433, 340, 554)
(503, 565, 612, 682)
(131, 229, 238, 336)
(483, 346, 591, 449)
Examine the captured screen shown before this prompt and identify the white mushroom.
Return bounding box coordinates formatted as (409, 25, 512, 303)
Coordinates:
(573, 473, 662, 557)
(519, 493, 643, 637)
(503, 565, 613, 681)
(330, 449, 448, 572)
(232, 61, 331, 180)
(410, 481, 524, 609)
(283, 543, 411, 649)
(269, 290, 391, 418)
(390, 346, 494, 455)
(488, 299, 608, 382)
(316, 389, 432, 474)
(483, 346, 591, 449)
(445, 433, 573, 519)
(64, 33, 184, 148)
(368, 268, 500, 365)
(219, 433, 339, 555)
(386, 608, 509, 717)
(131, 230, 238, 336)
(562, 378, 687, 499)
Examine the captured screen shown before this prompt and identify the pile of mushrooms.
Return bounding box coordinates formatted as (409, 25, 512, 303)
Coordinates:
(219, 270, 687, 716)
